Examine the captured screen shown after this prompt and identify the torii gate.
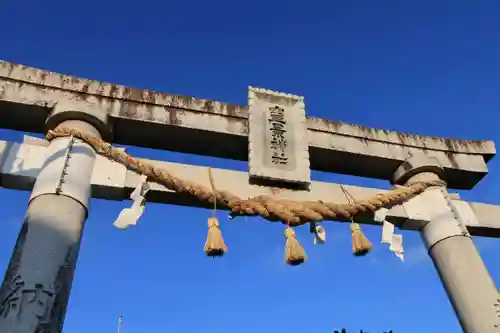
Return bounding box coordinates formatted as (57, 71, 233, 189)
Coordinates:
(0, 60, 499, 333)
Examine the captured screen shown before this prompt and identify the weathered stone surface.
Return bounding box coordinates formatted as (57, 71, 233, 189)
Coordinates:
(0, 121, 99, 333)
(0, 60, 496, 189)
(392, 155, 445, 185)
(248, 87, 310, 186)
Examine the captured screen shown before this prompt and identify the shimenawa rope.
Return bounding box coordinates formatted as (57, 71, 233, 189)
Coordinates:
(45, 128, 446, 226)
(46, 128, 447, 264)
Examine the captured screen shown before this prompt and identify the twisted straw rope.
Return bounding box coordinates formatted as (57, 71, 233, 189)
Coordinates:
(46, 128, 446, 226)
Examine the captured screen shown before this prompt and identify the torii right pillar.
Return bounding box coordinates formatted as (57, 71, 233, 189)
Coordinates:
(393, 157, 500, 333)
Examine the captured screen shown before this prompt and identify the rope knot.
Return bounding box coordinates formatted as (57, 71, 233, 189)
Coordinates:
(208, 217, 219, 228)
(285, 227, 296, 238)
(350, 223, 361, 232)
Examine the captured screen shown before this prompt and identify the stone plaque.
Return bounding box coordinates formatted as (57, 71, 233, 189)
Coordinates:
(248, 87, 311, 187)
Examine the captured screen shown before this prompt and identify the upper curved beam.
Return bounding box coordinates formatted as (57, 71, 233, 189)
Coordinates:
(0, 60, 495, 189)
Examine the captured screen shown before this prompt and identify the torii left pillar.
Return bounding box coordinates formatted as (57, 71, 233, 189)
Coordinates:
(0, 101, 110, 333)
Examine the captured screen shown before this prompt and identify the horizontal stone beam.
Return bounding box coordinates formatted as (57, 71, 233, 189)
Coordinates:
(1, 136, 499, 238)
(0, 60, 495, 190)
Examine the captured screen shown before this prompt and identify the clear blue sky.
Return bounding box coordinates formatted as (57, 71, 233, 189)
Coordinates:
(1, 1, 500, 332)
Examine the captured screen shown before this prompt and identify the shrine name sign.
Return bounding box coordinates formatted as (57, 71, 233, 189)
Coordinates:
(248, 87, 311, 188)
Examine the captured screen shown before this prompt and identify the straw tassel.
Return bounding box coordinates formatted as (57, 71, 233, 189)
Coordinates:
(284, 227, 307, 266)
(204, 217, 228, 257)
(350, 223, 372, 256)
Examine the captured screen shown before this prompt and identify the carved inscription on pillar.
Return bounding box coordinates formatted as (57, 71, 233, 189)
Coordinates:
(248, 87, 310, 186)
(0, 275, 55, 322)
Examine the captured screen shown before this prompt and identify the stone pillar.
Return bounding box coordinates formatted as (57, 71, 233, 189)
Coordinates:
(393, 157, 500, 333)
(0, 101, 110, 333)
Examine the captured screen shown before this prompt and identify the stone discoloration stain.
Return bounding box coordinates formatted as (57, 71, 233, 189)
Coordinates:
(0, 60, 494, 159)
(0, 221, 29, 303)
(173, 95, 195, 109)
(61, 75, 72, 88)
(109, 84, 120, 98)
(225, 103, 241, 117)
(39, 72, 48, 85)
(70, 77, 80, 86)
(203, 100, 215, 113)
(445, 151, 460, 169)
(241, 119, 249, 135)
(142, 90, 156, 104)
(123, 87, 143, 102)
(144, 104, 155, 121)
(308, 116, 492, 154)
(95, 83, 105, 96)
(0, 211, 84, 333)
(45, 248, 74, 333)
(81, 82, 90, 94)
(2, 61, 251, 117)
(167, 107, 184, 126)
(119, 101, 138, 118)
(5, 62, 15, 77)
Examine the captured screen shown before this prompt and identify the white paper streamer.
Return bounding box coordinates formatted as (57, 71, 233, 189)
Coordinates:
(313, 225, 326, 244)
(390, 234, 404, 262)
(375, 208, 404, 262)
(381, 221, 395, 244)
(114, 175, 150, 230)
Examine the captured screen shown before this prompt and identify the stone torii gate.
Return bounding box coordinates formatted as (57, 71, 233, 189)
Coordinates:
(0, 61, 499, 333)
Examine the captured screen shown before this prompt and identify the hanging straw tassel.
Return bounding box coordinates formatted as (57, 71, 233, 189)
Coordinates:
(284, 227, 307, 266)
(350, 222, 372, 256)
(204, 217, 228, 257)
(204, 168, 228, 257)
(340, 184, 373, 256)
